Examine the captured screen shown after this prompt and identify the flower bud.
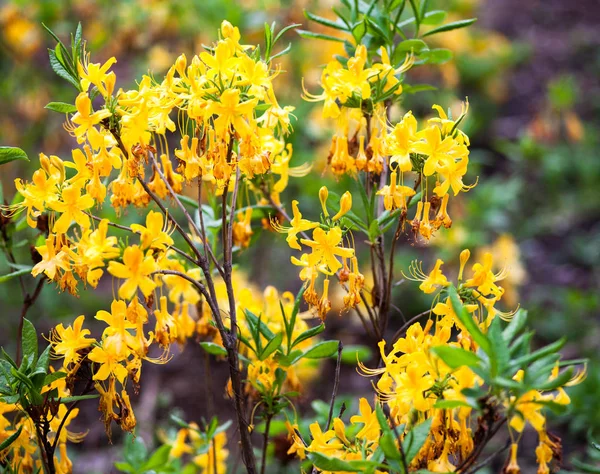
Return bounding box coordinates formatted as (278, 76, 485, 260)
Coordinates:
(39, 153, 52, 176)
(319, 186, 329, 217)
(332, 191, 352, 221)
(49, 155, 66, 184)
(105, 72, 116, 98)
(458, 248, 471, 281)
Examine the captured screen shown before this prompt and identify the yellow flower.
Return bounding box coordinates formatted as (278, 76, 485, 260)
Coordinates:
(208, 88, 258, 137)
(88, 335, 129, 383)
(49, 183, 95, 234)
(32, 234, 71, 281)
(70, 92, 111, 142)
(50, 315, 96, 366)
(107, 245, 157, 300)
(275, 200, 318, 251)
(300, 227, 354, 274)
(78, 56, 117, 97)
(130, 211, 174, 251)
(349, 398, 380, 442)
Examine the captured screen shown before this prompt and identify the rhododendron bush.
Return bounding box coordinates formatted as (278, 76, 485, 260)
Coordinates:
(0, 1, 586, 474)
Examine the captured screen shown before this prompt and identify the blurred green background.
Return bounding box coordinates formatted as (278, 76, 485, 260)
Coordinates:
(1, 0, 599, 472)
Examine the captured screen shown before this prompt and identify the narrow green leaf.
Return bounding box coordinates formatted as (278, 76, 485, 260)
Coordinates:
(199, 342, 227, 357)
(43, 371, 66, 386)
(422, 18, 477, 37)
(304, 11, 347, 31)
(418, 48, 453, 64)
(503, 309, 527, 343)
(292, 323, 325, 348)
(403, 418, 432, 464)
(45, 102, 77, 114)
(142, 445, 171, 470)
(431, 345, 480, 370)
(421, 10, 447, 25)
(297, 29, 346, 43)
(448, 285, 492, 356)
(58, 394, 99, 404)
(433, 399, 471, 409)
(395, 39, 429, 54)
(260, 333, 283, 361)
(22, 319, 38, 363)
(309, 452, 379, 472)
(408, 0, 421, 33)
(380, 432, 402, 461)
(0, 147, 29, 166)
(0, 425, 23, 451)
(0, 267, 32, 283)
(303, 340, 339, 359)
(273, 23, 302, 44)
(340, 345, 372, 364)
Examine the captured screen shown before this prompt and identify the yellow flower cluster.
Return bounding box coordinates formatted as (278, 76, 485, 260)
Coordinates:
(276, 187, 362, 319)
(286, 398, 381, 464)
(0, 372, 84, 472)
(170, 425, 229, 474)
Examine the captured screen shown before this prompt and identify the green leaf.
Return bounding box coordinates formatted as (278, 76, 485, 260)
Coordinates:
(422, 18, 477, 37)
(43, 371, 66, 386)
(309, 452, 379, 472)
(36, 345, 51, 374)
(509, 338, 566, 373)
(380, 432, 402, 461)
(401, 84, 437, 94)
(22, 319, 38, 364)
(123, 434, 147, 469)
(303, 340, 339, 359)
(273, 23, 302, 45)
(270, 43, 292, 61)
(199, 342, 227, 357)
(297, 30, 346, 43)
(421, 10, 447, 25)
(448, 285, 492, 356)
(45, 102, 77, 114)
(403, 418, 432, 464)
(0, 147, 29, 166)
(142, 445, 171, 470)
(419, 48, 453, 64)
(503, 309, 527, 343)
(340, 345, 373, 364)
(244, 309, 276, 340)
(487, 317, 509, 375)
(0, 267, 32, 283)
(433, 399, 471, 409)
(260, 333, 283, 361)
(291, 323, 325, 348)
(408, 0, 421, 33)
(304, 11, 347, 31)
(430, 345, 480, 370)
(0, 425, 23, 452)
(395, 39, 429, 54)
(58, 394, 99, 404)
(48, 49, 80, 90)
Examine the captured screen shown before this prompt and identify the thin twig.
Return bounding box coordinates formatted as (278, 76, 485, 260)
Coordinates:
(389, 309, 432, 344)
(326, 342, 343, 431)
(464, 438, 511, 474)
(87, 212, 199, 267)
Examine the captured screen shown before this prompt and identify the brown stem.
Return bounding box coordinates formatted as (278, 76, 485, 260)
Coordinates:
(197, 176, 223, 275)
